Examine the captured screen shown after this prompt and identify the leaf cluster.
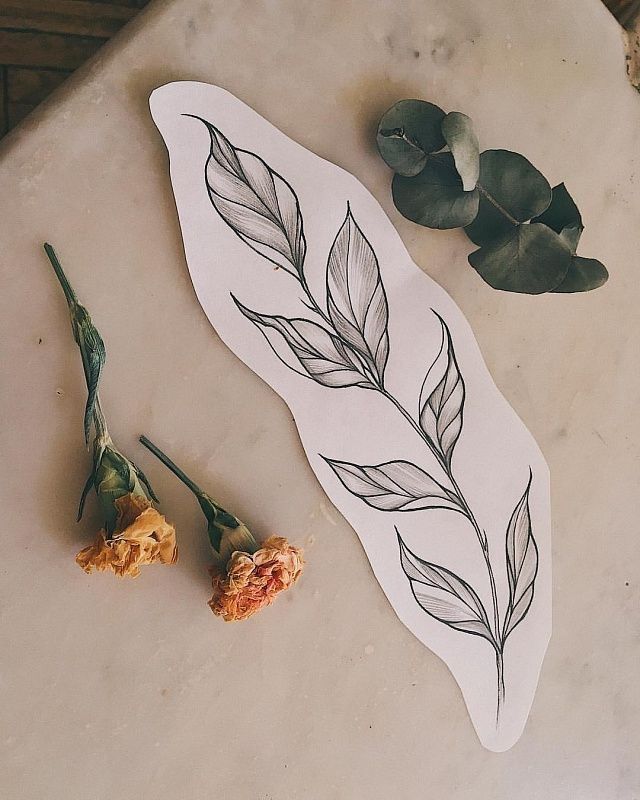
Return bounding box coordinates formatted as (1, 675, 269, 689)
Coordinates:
(377, 100, 608, 294)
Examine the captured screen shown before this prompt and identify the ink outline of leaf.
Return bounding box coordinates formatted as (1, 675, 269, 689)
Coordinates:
(323, 458, 463, 512)
(502, 471, 539, 643)
(189, 115, 307, 277)
(398, 530, 497, 647)
(326, 204, 390, 384)
(232, 296, 373, 389)
(418, 312, 465, 466)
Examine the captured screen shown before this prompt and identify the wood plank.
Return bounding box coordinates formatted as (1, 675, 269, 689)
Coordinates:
(0, 30, 106, 69)
(66, 0, 147, 7)
(7, 66, 70, 105)
(7, 99, 35, 127)
(0, 0, 135, 38)
(602, 0, 640, 28)
(0, 67, 7, 136)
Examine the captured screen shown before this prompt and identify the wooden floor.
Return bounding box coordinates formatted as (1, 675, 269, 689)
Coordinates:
(0, 0, 149, 137)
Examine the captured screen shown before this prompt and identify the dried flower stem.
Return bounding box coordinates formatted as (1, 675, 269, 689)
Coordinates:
(139, 435, 205, 498)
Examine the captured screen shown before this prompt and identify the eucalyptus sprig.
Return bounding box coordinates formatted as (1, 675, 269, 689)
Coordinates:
(376, 100, 608, 294)
(45, 244, 176, 577)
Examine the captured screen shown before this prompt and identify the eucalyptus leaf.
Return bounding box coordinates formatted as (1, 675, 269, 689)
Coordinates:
(464, 150, 552, 246)
(468, 223, 571, 294)
(441, 112, 479, 191)
(551, 256, 608, 293)
(393, 152, 479, 229)
(377, 100, 446, 177)
(532, 183, 583, 252)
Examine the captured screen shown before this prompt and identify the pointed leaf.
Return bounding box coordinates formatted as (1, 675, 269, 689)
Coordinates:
(532, 183, 583, 252)
(468, 223, 572, 294)
(324, 458, 461, 512)
(393, 152, 479, 229)
(398, 533, 496, 645)
(419, 314, 465, 466)
(551, 256, 608, 293)
(503, 473, 539, 641)
(464, 150, 552, 246)
(234, 299, 370, 389)
(76, 472, 95, 522)
(377, 100, 446, 176)
(326, 207, 389, 383)
(131, 462, 159, 503)
(441, 112, 479, 191)
(196, 117, 306, 276)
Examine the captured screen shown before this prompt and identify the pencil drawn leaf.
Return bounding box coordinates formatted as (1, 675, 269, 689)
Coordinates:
(326, 206, 390, 383)
(503, 473, 538, 642)
(419, 314, 465, 465)
(233, 298, 372, 389)
(324, 458, 462, 512)
(197, 117, 306, 276)
(398, 533, 496, 645)
(180, 109, 547, 730)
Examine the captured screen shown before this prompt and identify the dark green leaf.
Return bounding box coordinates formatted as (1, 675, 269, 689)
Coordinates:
(468, 223, 572, 294)
(131, 461, 159, 503)
(551, 256, 608, 293)
(377, 100, 446, 176)
(77, 472, 95, 522)
(464, 150, 552, 246)
(441, 112, 479, 191)
(532, 183, 583, 252)
(392, 152, 479, 229)
(207, 521, 224, 551)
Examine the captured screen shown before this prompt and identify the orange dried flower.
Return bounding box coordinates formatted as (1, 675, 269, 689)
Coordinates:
(209, 536, 304, 621)
(76, 493, 177, 578)
(139, 436, 305, 620)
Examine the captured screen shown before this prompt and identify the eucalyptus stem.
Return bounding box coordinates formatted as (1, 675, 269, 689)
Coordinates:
(139, 436, 205, 498)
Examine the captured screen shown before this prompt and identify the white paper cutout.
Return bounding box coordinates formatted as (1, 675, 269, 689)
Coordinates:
(150, 81, 551, 752)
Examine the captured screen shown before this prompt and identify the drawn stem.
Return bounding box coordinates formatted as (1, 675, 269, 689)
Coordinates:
(379, 389, 447, 471)
(496, 650, 505, 722)
(379, 385, 504, 717)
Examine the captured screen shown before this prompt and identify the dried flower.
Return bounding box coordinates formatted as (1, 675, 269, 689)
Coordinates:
(44, 244, 177, 577)
(209, 536, 303, 621)
(76, 493, 177, 578)
(139, 436, 304, 620)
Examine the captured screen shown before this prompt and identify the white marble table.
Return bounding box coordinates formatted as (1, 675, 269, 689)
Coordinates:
(1, 1, 638, 797)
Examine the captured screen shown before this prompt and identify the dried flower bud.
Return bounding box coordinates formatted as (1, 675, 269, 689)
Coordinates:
(140, 436, 304, 620)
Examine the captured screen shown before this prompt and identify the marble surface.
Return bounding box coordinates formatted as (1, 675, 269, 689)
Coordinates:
(0, 0, 638, 797)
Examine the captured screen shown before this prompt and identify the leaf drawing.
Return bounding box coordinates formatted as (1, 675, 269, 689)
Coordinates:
(194, 116, 306, 276)
(326, 205, 390, 383)
(503, 472, 538, 642)
(398, 532, 496, 645)
(191, 116, 542, 726)
(323, 458, 462, 512)
(419, 313, 465, 466)
(233, 298, 371, 389)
